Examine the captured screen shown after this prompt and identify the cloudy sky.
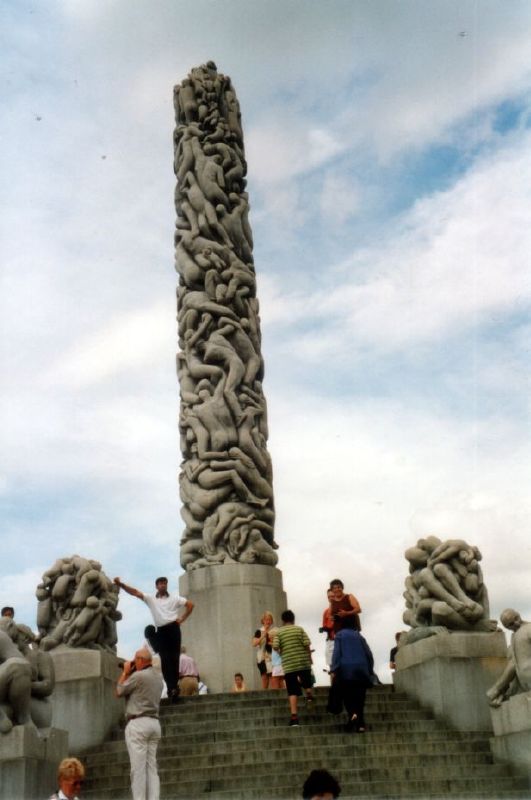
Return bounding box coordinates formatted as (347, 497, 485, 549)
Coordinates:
(2, 0, 531, 680)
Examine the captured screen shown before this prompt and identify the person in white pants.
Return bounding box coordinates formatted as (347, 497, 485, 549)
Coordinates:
(117, 647, 164, 800)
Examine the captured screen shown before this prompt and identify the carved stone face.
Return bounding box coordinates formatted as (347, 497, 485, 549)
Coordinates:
(501, 609, 521, 631)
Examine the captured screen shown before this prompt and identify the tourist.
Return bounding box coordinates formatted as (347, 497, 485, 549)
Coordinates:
(320, 588, 336, 681)
(231, 672, 247, 692)
(263, 612, 284, 689)
(116, 647, 163, 800)
(389, 632, 403, 671)
(114, 576, 193, 703)
(329, 579, 361, 632)
(1, 607, 14, 619)
(330, 616, 374, 732)
(272, 609, 314, 726)
(178, 646, 199, 695)
(302, 768, 341, 799)
(252, 610, 274, 689)
(270, 643, 285, 689)
(49, 757, 85, 800)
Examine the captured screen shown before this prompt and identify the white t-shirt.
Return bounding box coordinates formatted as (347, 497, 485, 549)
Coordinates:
(143, 591, 187, 628)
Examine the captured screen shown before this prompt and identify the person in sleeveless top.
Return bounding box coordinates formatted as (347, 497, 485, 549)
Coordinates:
(329, 578, 362, 632)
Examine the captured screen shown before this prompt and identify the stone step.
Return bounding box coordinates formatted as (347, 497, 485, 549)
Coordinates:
(156, 706, 434, 725)
(84, 772, 529, 799)
(155, 714, 438, 737)
(166, 775, 530, 799)
(158, 718, 452, 741)
(85, 726, 494, 761)
(85, 747, 493, 778)
(84, 737, 492, 769)
(81, 687, 529, 800)
(156, 687, 406, 712)
(158, 688, 407, 707)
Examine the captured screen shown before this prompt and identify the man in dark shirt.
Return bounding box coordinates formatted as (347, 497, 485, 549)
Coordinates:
(329, 579, 362, 632)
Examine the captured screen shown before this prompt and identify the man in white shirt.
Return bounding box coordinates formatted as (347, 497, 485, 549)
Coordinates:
(114, 576, 194, 703)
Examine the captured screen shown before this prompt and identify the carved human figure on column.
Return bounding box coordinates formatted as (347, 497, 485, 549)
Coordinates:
(174, 62, 277, 569)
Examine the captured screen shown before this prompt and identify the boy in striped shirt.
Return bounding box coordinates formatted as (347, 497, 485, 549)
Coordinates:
(272, 609, 314, 726)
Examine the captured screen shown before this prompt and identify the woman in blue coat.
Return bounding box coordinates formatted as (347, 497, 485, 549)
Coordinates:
(330, 615, 374, 732)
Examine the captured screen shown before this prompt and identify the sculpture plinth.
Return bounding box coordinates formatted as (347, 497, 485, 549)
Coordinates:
(180, 564, 286, 692)
(0, 725, 68, 800)
(490, 691, 531, 774)
(173, 61, 286, 689)
(50, 647, 123, 752)
(394, 631, 508, 731)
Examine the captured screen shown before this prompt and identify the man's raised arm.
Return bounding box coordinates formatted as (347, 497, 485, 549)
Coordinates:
(114, 577, 144, 600)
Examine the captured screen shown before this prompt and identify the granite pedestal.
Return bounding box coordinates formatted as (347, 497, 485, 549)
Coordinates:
(0, 724, 68, 800)
(490, 690, 531, 774)
(50, 647, 124, 753)
(394, 631, 508, 731)
(179, 564, 287, 692)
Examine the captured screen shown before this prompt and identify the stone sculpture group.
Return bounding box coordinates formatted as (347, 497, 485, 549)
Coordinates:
(173, 61, 278, 571)
(0, 556, 120, 735)
(401, 536, 496, 644)
(37, 555, 121, 652)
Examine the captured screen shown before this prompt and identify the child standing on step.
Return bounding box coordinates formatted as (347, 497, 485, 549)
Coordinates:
(272, 609, 315, 726)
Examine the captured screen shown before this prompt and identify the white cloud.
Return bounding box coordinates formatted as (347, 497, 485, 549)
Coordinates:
(45, 303, 175, 388)
(320, 171, 361, 226)
(266, 390, 531, 675)
(260, 130, 531, 358)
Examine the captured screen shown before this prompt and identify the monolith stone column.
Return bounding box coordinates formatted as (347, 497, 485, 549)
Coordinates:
(173, 62, 286, 691)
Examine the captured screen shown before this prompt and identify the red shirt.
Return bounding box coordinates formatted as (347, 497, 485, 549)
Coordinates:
(322, 607, 335, 640)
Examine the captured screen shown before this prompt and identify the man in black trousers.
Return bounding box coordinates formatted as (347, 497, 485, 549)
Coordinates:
(114, 576, 194, 703)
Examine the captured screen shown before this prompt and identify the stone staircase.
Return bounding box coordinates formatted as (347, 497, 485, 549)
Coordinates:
(82, 685, 530, 799)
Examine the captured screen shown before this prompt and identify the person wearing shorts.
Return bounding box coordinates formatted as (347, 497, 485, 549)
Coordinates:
(272, 609, 314, 726)
(252, 611, 274, 689)
(270, 642, 285, 689)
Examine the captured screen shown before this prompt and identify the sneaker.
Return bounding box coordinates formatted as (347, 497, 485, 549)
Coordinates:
(305, 696, 316, 713)
(289, 716, 300, 727)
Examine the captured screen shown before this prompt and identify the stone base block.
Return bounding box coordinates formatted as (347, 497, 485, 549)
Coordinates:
(50, 647, 124, 753)
(393, 631, 508, 731)
(490, 690, 531, 774)
(179, 564, 287, 693)
(0, 724, 68, 800)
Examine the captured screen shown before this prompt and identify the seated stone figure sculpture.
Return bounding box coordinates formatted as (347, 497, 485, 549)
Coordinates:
(401, 536, 496, 644)
(0, 628, 34, 733)
(2, 621, 55, 728)
(487, 609, 531, 707)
